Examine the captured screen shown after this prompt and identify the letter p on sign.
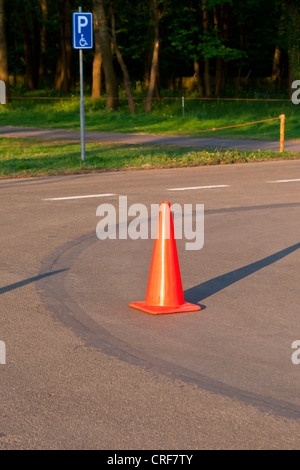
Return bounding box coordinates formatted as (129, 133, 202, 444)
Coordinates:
(78, 15, 88, 32)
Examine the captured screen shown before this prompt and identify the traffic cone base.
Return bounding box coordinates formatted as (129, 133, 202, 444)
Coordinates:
(129, 301, 201, 315)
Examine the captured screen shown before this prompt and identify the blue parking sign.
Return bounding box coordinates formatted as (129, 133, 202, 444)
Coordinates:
(72, 12, 93, 49)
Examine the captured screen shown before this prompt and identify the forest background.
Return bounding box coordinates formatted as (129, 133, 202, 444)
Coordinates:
(0, 0, 300, 111)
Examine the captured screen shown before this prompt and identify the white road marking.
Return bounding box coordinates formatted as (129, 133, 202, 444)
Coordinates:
(268, 179, 300, 183)
(43, 193, 115, 201)
(167, 185, 230, 191)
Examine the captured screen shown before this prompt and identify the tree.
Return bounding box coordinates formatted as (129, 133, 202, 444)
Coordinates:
(271, 1, 286, 89)
(285, 0, 300, 94)
(144, 0, 167, 112)
(0, 0, 9, 100)
(167, 0, 245, 97)
(202, 0, 211, 97)
(1, 0, 296, 99)
(54, 0, 72, 93)
(92, 8, 103, 99)
(93, 0, 119, 110)
(213, 2, 230, 97)
(39, 0, 48, 79)
(110, 4, 135, 114)
(19, 0, 40, 90)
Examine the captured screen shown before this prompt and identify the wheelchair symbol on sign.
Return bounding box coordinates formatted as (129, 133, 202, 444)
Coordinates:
(79, 34, 88, 47)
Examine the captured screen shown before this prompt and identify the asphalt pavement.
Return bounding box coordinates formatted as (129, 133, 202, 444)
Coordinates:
(0, 158, 300, 450)
(1, 125, 300, 152)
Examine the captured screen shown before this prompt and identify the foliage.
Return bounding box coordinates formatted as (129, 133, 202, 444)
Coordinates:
(1, 0, 299, 99)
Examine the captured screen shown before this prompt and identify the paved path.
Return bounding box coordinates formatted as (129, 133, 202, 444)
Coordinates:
(1, 125, 300, 152)
(1, 161, 300, 449)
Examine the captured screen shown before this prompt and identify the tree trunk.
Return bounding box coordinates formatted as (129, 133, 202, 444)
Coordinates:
(20, 15, 40, 90)
(213, 4, 228, 97)
(55, 0, 72, 93)
(193, 60, 204, 96)
(190, 0, 204, 96)
(214, 58, 223, 97)
(202, 0, 211, 97)
(94, 0, 119, 110)
(92, 9, 103, 99)
(39, 0, 48, 78)
(271, 6, 286, 89)
(272, 46, 281, 83)
(144, 0, 160, 113)
(213, 5, 221, 97)
(285, 0, 300, 97)
(220, 3, 229, 95)
(110, 9, 135, 115)
(0, 0, 9, 101)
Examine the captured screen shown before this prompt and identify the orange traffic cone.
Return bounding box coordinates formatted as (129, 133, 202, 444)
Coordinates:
(129, 201, 201, 314)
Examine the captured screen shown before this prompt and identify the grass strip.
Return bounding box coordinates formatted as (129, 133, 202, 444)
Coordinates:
(0, 138, 298, 178)
(1, 96, 299, 140)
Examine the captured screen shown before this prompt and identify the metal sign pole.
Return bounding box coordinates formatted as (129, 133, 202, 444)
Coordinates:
(73, 7, 93, 162)
(78, 6, 85, 161)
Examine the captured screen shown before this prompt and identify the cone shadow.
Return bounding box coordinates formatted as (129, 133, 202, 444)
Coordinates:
(184, 242, 300, 304)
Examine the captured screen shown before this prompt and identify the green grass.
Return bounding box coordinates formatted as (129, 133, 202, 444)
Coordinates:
(0, 91, 299, 140)
(0, 91, 299, 177)
(0, 137, 298, 178)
